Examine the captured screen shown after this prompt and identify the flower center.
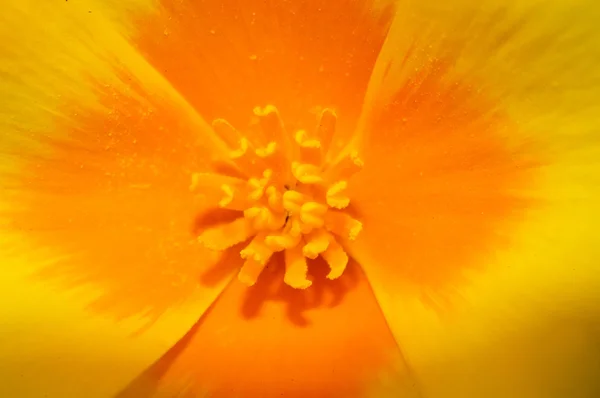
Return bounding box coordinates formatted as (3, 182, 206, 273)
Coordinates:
(191, 106, 363, 289)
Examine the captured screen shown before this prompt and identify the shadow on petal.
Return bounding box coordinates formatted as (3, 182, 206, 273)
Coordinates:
(116, 259, 417, 398)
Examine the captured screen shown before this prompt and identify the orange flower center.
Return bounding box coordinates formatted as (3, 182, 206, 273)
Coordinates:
(191, 106, 363, 289)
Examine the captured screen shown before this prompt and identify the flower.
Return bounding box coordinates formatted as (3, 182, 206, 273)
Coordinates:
(1, 0, 600, 397)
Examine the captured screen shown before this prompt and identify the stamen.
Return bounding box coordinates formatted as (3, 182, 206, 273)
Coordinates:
(240, 234, 273, 264)
(238, 258, 267, 286)
(284, 245, 312, 289)
(282, 190, 308, 214)
(315, 108, 337, 157)
(325, 211, 363, 241)
(295, 129, 322, 165)
(289, 216, 313, 236)
(190, 172, 247, 208)
(198, 218, 253, 251)
(303, 229, 330, 259)
(229, 137, 250, 159)
(321, 239, 349, 280)
(212, 118, 241, 149)
(292, 162, 323, 184)
(216, 132, 266, 176)
(266, 186, 284, 212)
(238, 235, 274, 286)
(326, 181, 350, 209)
(218, 183, 253, 210)
(190, 172, 241, 193)
(299, 202, 327, 228)
(254, 105, 288, 149)
(194, 106, 362, 289)
(255, 141, 277, 158)
(244, 206, 285, 231)
(324, 150, 363, 182)
(254, 107, 292, 184)
(247, 169, 273, 201)
(265, 233, 302, 252)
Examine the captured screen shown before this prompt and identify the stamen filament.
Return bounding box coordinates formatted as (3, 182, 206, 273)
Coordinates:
(316, 108, 337, 158)
(292, 162, 323, 184)
(321, 239, 349, 280)
(295, 129, 322, 165)
(324, 150, 363, 182)
(198, 218, 253, 251)
(212, 118, 242, 148)
(326, 181, 350, 209)
(303, 229, 331, 259)
(284, 245, 312, 289)
(325, 211, 363, 240)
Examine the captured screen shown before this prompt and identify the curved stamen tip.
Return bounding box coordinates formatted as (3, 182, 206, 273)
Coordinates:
(253, 104, 278, 117)
(285, 276, 313, 289)
(350, 151, 364, 168)
(348, 222, 362, 240)
(256, 142, 277, 158)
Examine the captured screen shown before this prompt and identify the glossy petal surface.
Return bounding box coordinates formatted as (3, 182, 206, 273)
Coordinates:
(351, 1, 600, 396)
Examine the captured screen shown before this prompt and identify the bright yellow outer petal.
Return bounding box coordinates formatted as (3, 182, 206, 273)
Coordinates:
(0, 1, 233, 397)
(351, 1, 600, 397)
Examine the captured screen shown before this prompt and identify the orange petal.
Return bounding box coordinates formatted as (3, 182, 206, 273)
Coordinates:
(116, 258, 420, 398)
(3, 66, 238, 325)
(350, 59, 538, 301)
(132, 0, 394, 155)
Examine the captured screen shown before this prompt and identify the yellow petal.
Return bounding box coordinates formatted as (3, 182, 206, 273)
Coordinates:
(350, 1, 600, 397)
(0, 1, 234, 396)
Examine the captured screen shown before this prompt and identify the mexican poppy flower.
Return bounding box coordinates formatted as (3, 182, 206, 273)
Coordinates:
(1, 0, 600, 397)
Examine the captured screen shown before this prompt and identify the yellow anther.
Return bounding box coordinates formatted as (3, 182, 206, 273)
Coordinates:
(240, 234, 273, 264)
(218, 184, 235, 208)
(243, 206, 261, 220)
(324, 211, 363, 241)
(295, 130, 322, 165)
(325, 150, 363, 182)
(255, 141, 277, 158)
(284, 245, 312, 289)
(282, 190, 307, 213)
(244, 206, 283, 231)
(262, 169, 273, 179)
(292, 162, 323, 184)
(248, 186, 264, 201)
(300, 202, 327, 228)
(303, 229, 330, 259)
(326, 181, 350, 209)
(321, 239, 348, 280)
(190, 172, 249, 210)
(265, 233, 301, 252)
(266, 186, 284, 212)
(254, 105, 287, 147)
(229, 137, 249, 159)
(253, 104, 279, 117)
(247, 169, 272, 201)
(295, 130, 321, 149)
(190, 172, 239, 194)
(198, 218, 253, 251)
(289, 216, 312, 236)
